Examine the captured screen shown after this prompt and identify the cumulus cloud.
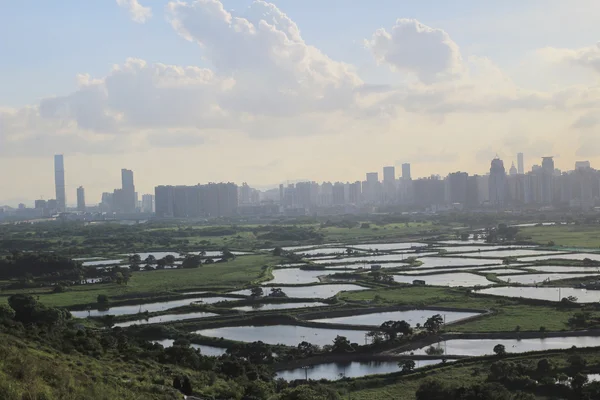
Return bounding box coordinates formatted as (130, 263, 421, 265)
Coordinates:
(539, 42, 600, 74)
(116, 0, 152, 23)
(366, 19, 463, 83)
(166, 0, 361, 115)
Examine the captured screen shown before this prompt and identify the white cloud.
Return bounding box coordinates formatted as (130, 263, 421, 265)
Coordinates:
(166, 0, 362, 115)
(538, 42, 600, 74)
(116, 0, 152, 23)
(365, 19, 464, 84)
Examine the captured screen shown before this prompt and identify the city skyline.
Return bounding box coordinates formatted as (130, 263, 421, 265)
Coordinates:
(4, 151, 595, 209)
(2, 1, 600, 204)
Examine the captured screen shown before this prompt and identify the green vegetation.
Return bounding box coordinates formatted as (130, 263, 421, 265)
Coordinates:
(339, 350, 600, 400)
(340, 286, 599, 332)
(3, 254, 280, 308)
(519, 225, 600, 248)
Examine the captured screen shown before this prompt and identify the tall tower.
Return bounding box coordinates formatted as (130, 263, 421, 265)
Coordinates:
(517, 153, 524, 174)
(76, 186, 86, 212)
(541, 157, 554, 205)
(383, 166, 395, 182)
(54, 155, 66, 211)
(489, 158, 507, 208)
(402, 163, 412, 180)
(121, 169, 136, 213)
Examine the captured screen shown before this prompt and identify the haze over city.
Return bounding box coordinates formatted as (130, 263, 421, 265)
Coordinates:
(2, 0, 600, 204)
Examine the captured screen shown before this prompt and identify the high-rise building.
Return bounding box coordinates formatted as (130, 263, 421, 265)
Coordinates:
(383, 166, 395, 182)
(121, 169, 136, 213)
(54, 155, 66, 211)
(142, 194, 154, 213)
(383, 166, 396, 204)
(446, 172, 469, 205)
(575, 161, 591, 170)
(509, 162, 517, 176)
(489, 158, 507, 207)
(366, 172, 379, 182)
(541, 157, 554, 205)
(34, 199, 47, 209)
(76, 186, 85, 212)
(155, 183, 238, 218)
(517, 153, 524, 175)
(402, 163, 412, 180)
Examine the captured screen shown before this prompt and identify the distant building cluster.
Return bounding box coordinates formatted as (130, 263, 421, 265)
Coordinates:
(2, 153, 600, 221)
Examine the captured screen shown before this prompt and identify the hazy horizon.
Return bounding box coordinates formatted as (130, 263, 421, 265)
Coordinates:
(2, 0, 600, 204)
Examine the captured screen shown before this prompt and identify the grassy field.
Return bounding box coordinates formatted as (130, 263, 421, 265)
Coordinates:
(341, 349, 600, 400)
(340, 286, 589, 332)
(0, 333, 192, 400)
(4, 254, 281, 308)
(320, 222, 457, 243)
(519, 225, 600, 248)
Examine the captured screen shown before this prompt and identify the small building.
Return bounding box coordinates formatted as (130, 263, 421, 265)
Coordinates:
(370, 264, 382, 271)
(412, 279, 426, 286)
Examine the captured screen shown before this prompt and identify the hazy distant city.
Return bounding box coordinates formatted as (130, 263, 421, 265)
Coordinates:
(2, 152, 598, 222)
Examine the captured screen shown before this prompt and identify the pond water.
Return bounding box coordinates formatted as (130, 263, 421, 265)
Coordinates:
(276, 359, 447, 381)
(393, 273, 492, 287)
(407, 337, 600, 356)
(296, 248, 355, 256)
(416, 257, 501, 269)
(311, 254, 413, 265)
(71, 296, 237, 317)
(461, 249, 561, 258)
(233, 302, 329, 312)
(130, 252, 181, 260)
(73, 257, 105, 261)
(196, 325, 370, 347)
(478, 268, 528, 274)
(499, 273, 600, 285)
(267, 268, 341, 284)
(154, 339, 227, 357)
(519, 253, 600, 262)
(400, 266, 490, 274)
(114, 311, 218, 327)
(82, 259, 125, 266)
(282, 245, 324, 252)
(474, 287, 600, 303)
(309, 309, 480, 326)
(435, 246, 507, 253)
(525, 266, 600, 273)
(350, 242, 427, 251)
(266, 284, 367, 298)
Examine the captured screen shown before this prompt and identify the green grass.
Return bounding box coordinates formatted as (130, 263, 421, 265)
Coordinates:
(340, 286, 585, 332)
(6, 254, 281, 308)
(320, 222, 456, 243)
(0, 333, 189, 399)
(519, 225, 600, 248)
(342, 349, 600, 400)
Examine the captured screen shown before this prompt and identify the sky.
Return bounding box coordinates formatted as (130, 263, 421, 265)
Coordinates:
(1, 0, 600, 206)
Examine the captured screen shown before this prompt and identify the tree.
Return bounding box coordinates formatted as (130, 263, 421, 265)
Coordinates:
(399, 359, 415, 373)
(268, 288, 287, 298)
(367, 330, 385, 344)
(156, 259, 167, 269)
(250, 287, 264, 298)
(493, 344, 506, 356)
(272, 247, 283, 256)
(571, 373, 588, 391)
(331, 335, 353, 353)
(182, 255, 202, 269)
(128, 254, 141, 264)
(415, 379, 448, 400)
(297, 341, 319, 357)
(144, 255, 156, 264)
(424, 314, 443, 333)
(567, 354, 587, 375)
(164, 255, 176, 265)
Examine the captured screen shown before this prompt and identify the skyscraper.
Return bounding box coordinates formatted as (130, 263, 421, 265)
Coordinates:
(76, 186, 85, 212)
(383, 166, 395, 182)
(402, 163, 411, 180)
(489, 158, 507, 207)
(121, 169, 136, 213)
(54, 155, 66, 211)
(517, 153, 524, 175)
(541, 157, 554, 205)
